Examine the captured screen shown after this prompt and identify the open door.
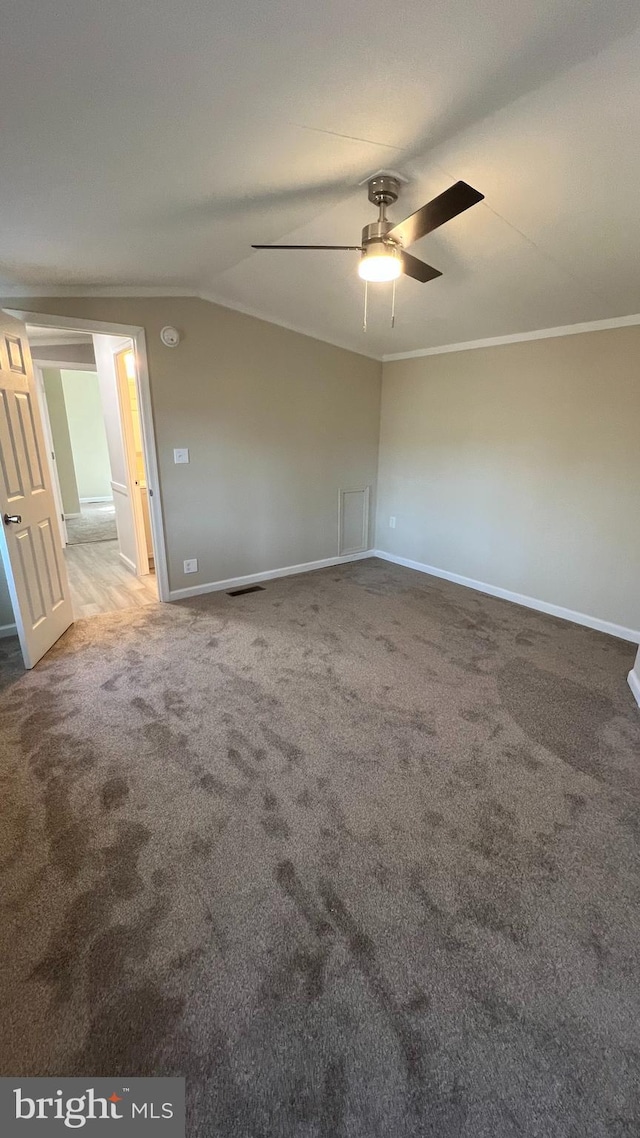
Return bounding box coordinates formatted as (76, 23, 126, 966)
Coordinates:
(114, 345, 153, 576)
(0, 311, 73, 668)
(92, 334, 140, 575)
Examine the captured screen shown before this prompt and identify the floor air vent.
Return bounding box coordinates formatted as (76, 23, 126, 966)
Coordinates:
(227, 585, 266, 597)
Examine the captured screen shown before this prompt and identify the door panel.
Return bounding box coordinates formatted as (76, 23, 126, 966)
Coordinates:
(0, 390, 24, 499)
(16, 390, 46, 490)
(38, 518, 65, 606)
(16, 528, 47, 625)
(0, 311, 73, 667)
(6, 334, 26, 373)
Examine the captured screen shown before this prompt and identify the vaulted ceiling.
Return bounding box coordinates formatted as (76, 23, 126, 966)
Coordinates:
(2, 1, 640, 356)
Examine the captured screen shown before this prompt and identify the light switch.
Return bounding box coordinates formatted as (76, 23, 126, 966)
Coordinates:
(174, 448, 189, 464)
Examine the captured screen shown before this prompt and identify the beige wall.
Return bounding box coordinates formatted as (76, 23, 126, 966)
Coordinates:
(31, 341, 95, 368)
(5, 296, 635, 642)
(376, 327, 640, 635)
(4, 298, 381, 594)
(42, 368, 80, 516)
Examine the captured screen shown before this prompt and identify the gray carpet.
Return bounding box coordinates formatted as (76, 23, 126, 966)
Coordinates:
(66, 501, 117, 544)
(0, 557, 639, 1136)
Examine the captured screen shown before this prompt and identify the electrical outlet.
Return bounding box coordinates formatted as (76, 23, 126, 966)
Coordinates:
(174, 447, 189, 464)
(389, 516, 396, 529)
(183, 558, 198, 574)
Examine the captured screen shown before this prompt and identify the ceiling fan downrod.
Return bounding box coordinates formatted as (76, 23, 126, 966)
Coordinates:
(360, 174, 401, 253)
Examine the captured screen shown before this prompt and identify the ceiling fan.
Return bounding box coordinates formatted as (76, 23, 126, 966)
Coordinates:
(251, 173, 484, 284)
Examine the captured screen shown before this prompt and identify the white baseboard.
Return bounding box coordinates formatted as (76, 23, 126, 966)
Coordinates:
(628, 668, 640, 709)
(168, 550, 374, 602)
(0, 622, 17, 639)
(372, 550, 640, 644)
(64, 512, 81, 519)
(80, 496, 113, 503)
(119, 552, 136, 574)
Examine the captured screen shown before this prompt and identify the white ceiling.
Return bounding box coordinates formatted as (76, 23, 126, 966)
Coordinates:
(2, 0, 640, 357)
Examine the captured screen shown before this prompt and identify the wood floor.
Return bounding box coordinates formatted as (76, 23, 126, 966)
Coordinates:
(64, 540, 158, 619)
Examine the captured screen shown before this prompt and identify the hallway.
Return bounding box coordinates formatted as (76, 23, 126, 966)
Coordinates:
(64, 539, 157, 618)
(65, 501, 117, 545)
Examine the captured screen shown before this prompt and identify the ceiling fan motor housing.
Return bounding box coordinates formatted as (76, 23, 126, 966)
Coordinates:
(361, 218, 395, 248)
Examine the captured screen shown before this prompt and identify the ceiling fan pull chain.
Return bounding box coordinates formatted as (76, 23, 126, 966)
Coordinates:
(363, 280, 368, 332)
(391, 277, 397, 328)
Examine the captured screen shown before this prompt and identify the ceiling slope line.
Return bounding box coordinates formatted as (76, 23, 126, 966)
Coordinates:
(291, 123, 406, 151)
(198, 289, 382, 360)
(431, 160, 609, 307)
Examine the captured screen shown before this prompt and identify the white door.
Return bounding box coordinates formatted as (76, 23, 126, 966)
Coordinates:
(114, 345, 150, 575)
(93, 334, 140, 575)
(0, 311, 74, 668)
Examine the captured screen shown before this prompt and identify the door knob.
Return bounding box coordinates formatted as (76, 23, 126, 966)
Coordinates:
(3, 514, 22, 525)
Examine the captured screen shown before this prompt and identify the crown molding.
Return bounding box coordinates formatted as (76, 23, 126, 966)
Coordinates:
(5, 284, 638, 363)
(382, 313, 640, 361)
(0, 282, 382, 360)
(0, 284, 195, 297)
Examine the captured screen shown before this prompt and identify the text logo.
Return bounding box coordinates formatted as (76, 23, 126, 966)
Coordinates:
(0, 1079, 185, 1135)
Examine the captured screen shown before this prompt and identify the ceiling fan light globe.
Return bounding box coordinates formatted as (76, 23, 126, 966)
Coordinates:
(358, 245, 402, 282)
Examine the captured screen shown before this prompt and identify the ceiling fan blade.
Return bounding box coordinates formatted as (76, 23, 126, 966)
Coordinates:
(400, 252, 442, 283)
(387, 181, 484, 247)
(251, 244, 363, 250)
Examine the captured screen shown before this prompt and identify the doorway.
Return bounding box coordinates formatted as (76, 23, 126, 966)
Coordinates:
(0, 309, 169, 666)
(28, 326, 158, 619)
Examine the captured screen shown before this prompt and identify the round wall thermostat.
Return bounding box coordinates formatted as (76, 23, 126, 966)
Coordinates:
(160, 325, 180, 348)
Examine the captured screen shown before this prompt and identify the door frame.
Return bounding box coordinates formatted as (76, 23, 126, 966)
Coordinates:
(114, 344, 150, 577)
(5, 309, 170, 603)
(33, 364, 68, 549)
